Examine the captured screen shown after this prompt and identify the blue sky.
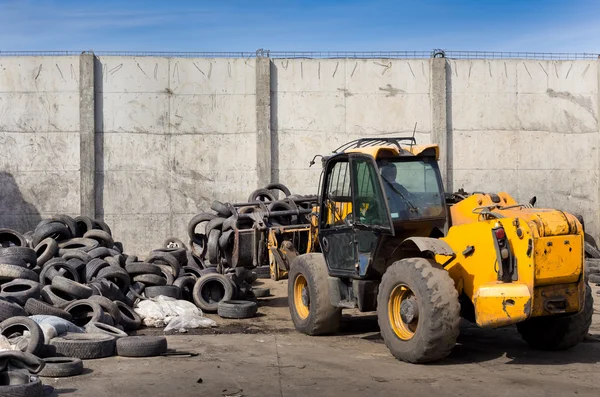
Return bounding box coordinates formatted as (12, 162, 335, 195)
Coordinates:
(0, 0, 599, 53)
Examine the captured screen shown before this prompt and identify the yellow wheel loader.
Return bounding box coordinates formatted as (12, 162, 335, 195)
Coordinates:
(287, 137, 592, 363)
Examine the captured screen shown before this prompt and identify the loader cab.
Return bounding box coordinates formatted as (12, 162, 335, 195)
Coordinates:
(318, 138, 447, 279)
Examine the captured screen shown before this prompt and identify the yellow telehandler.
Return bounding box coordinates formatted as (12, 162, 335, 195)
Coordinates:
(287, 137, 592, 363)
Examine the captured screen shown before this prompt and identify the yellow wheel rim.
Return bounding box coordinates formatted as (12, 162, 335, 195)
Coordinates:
(388, 284, 417, 341)
(294, 274, 310, 320)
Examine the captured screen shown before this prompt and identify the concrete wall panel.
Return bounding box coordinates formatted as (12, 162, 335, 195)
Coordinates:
(96, 56, 169, 93)
(0, 93, 79, 132)
(171, 58, 256, 95)
(98, 93, 169, 134)
(0, 56, 80, 92)
(98, 170, 171, 215)
(0, 132, 80, 172)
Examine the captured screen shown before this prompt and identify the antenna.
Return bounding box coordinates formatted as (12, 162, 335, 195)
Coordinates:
(409, 122, 417, 151)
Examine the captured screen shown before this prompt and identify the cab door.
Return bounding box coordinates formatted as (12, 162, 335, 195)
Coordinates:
(319, 153, 393, 277)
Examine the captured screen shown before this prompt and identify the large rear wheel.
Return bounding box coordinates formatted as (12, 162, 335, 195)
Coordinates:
(377, 257, 460, 363)
(288, 254, 341, 335)
(517, 282, 593, 350)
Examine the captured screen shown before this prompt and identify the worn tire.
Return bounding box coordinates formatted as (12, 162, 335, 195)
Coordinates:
(254, 266, 271, 279)
(49, 333, 115, 359)
(85, 321, 128, 339)
(206, 229, 221, 265)
(585, 241, 600, 259)
(40, 285, 75, 308)
(173, 276, 195, 301)
(517, 283, 593, 350)
(377, 258, 460, 363)
(58, 237, 99, 254)
(0, 247, 37, 269)
(87, 295, 122, 324)
(132, 274, 167, 287)
(39, 357, 83, 377)
(0, 228, 28, 247)
(115, 301, 141, 331)
(85, 258, 110, 282)
(116, 336, 167, 357)
(0, 316, 44, 356)
(217, 300, 258, 319)
(125, 262, 162, 276)
(24, 298, 72, 321)
(182, 266, 202, 279)
(0, 279, 41, 306)
(87, 247, 111, 260)
(162, 237, 187, 250)
(0, 264, 38, 282)
(52, 276, 93, 299)
(192, 274, 234, 312)
(32, 222, 71, 247)
(187, 213, 216, 246)
(144, 285, 181, 300)
(74, 216, 95, 237)
(83, 229, 114, 248)
(0, 370, 43, 397)
(589, 273, 600, 283)
(96, 266, 130, 293)
(248, 188, 275, 203)
(0, 300, 27, 322)
(154, 265, 175, 285)
(146, 252, 181, 278)
(288, 254, 341, 336)
(252, 287, 271, 298)
(64, 299, 105, 327)
(34, 238, 58, 267)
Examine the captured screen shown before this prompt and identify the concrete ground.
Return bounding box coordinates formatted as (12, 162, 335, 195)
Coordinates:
(42, 280, 600, 397)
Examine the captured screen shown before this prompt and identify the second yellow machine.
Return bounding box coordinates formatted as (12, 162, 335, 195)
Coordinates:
(287, 137, 591, 363)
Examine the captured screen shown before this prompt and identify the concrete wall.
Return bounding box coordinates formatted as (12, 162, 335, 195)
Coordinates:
(1, 54, 599, 254)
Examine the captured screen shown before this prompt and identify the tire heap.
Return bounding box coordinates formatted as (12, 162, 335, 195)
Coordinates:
(585, 235, 600, 288)
(187, 183, 316, 284)
(0, 216, 170, 394)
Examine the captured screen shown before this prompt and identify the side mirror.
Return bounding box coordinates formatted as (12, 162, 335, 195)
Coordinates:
(529, 196, 537, 207)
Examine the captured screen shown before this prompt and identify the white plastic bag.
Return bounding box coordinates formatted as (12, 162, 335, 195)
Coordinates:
(135, 296, 217, 332)
(29, 315, 85, 343)
(0, 335, 13, 352)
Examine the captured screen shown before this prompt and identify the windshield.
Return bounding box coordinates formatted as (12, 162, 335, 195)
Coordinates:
(376, 157, 445, 220)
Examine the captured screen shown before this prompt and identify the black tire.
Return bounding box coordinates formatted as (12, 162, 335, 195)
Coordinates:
(125, 255, 138, 266)
(32, 222, 71, 247)
(24, 298, 72, 321)
(51, 276, 93, 299)
(199, 267, 218, 276)
(64, 299, 105, 327)
(74, 216, 95, 237)
(0, 299, 27, 322)
(96, 266, 131, 293)
(247, 188, 275, 203)
(517, 283, 593, 350)
(162, 237, 187, 250)
(173, 276, 196, 301)
(41, 285, 75, 307)
(62, 250, 91, 263)
(288, 254, 341, 336)
(83, 230, 114, 248)
(218, 230, 233, 251)
(182, 266, 202, 279)
(87, 295, 121, 324)
(0, 228, 28, 247)
(266, 182, 292, 198)
(0, 279, 41, 306)
(210, 200, 233, 217)
(39, 357, 84, 377)
(92, 218, 112, 236)
(85, 321, 128, 339)
(39, 261, 79, 286)
(115, 301, 141, 331)
(0, 316, 44, 356)
(57, 237, 99, 254)
(585, 241, 600, 259)
(155, 265, 175, 285)
(254, 265, 271, 279)
(186, 251, 203, 270)
(146, 252, 181, 277)
(205, 217, 225, 237)
(252, 287, 271, 298)
(192, 274, 234, 312)
(0, 247, 37, 269)
(34, 238, 58, 267)
(49, 333, 115, 359)
(132, 274, 167, 286)
(268, 200, 296, 225)
(0, 370, 43, 397)
(377, 258, 460, 363)
(144, 285, 181, 300)
(116, 336, 167, 357)
(222, 216, 235, 232)
(206, 229, 221, 265)
(87, 247, 111, 260)
(217, 300, 258, 319)
(85, 258, 110, 282)
(125, 262, 162, 276)
(65, 258, 86, 275)
(187, 213, 216, 246)
(0, 263, 38, 283)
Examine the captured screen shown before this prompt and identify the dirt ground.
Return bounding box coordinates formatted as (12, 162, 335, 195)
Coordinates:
(41, 279, 600, 397)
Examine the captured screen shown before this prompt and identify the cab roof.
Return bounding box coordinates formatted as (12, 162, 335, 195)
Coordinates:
(332, 137, 439, 160)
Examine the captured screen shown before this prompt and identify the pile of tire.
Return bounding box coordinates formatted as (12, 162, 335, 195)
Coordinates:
(187, 183, 316, 282)
(584, 234, 600, 288)
(0, 216, 171, 394)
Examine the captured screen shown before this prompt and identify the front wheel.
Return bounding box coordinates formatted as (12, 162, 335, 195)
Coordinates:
(377, 257, 460, 363)
(517, 283, 593, 350)
(287, 254, 341, 335)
